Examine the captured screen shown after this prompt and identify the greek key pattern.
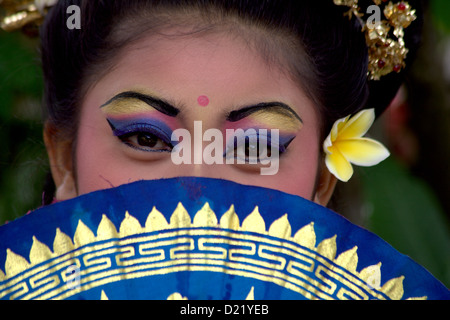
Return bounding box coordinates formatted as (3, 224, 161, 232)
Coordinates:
(0, 228, 389, 300)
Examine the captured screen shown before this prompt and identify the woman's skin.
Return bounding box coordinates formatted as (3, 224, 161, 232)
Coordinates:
(44, 28, 337, 206)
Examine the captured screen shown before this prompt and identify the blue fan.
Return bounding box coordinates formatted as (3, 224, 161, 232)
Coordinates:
(0, 177, 448, 300)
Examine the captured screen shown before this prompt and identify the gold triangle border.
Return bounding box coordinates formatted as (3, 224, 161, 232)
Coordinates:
(0, 202, 426, 300)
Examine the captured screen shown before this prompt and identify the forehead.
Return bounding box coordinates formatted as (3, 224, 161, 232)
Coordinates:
(120, 33, 285, 82)
(84, 29, 318, 127)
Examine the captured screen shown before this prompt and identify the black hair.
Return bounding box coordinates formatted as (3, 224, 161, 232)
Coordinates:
(40, 0, 422, 204)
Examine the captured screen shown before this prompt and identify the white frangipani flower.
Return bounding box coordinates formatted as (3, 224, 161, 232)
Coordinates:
(323, 108, 390, 182)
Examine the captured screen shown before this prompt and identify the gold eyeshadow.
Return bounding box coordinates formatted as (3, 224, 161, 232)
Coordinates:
(244, 109, 303, 132)
(226, 102, 303, 133)
(100, 91, 180, 117)
(101, 98, 157, 116)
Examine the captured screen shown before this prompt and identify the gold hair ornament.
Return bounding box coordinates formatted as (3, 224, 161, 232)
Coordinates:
(2, 0, 416, 81)
(0, 0, 56, 33)
(334, 0, 417, 80)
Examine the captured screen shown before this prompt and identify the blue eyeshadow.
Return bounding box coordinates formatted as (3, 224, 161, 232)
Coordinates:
(223, 129, 296, 160)
(106, 117, 175, 145)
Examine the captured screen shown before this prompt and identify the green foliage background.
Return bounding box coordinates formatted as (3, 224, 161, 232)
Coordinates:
(0, 1, 449, 288)
(430, 0, 450, 33)
(0, 32, 48, 223)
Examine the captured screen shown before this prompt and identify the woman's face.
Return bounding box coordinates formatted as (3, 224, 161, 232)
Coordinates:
(48, 30, 336, 205)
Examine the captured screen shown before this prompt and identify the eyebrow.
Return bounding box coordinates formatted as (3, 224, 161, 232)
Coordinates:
(100, 91, 180, 117)
(226, 102, 303, 123)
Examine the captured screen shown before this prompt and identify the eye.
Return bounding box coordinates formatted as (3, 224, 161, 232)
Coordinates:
(107, 120, 174, 153)
(234, 136, 271, 163)
(119, 132, 173, 153)
(225, 131, 293, 164)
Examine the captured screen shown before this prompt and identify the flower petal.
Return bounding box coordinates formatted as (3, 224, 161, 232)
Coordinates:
(335, 138, 390, 166)
(339, 109, 375, 140)
(330, 116, 350, 142)
(325, 146, 354, 182)
(323, 134, 333, 154)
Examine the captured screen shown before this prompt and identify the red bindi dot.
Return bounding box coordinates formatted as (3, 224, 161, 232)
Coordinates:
(197, 95, 210, 107)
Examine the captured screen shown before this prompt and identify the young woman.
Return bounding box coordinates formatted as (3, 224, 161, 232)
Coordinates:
(40, 0, 399, 204)
(1, 0, 448, 300)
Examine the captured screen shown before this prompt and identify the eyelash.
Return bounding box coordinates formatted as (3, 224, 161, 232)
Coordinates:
(224, 132, 295, 163)
(108, 119, 295, 162)
(111, 122, 174, 153)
